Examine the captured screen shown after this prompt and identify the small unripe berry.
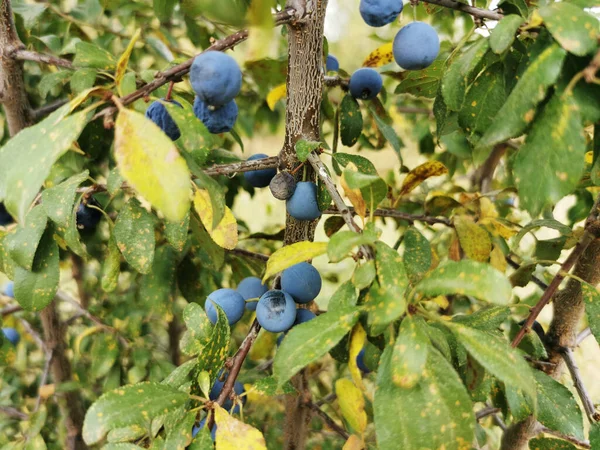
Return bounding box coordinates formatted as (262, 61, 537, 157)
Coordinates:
(269, 172, 296, 200)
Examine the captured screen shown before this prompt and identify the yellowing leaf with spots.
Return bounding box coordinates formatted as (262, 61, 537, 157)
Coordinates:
(415, 260, 512, 306)
(262, 241, 327, 282)
(82, 381, 188, 445)
(399, 161, 448, 197)
(116, 29, 141, 95)
(114, 107, 191, 222)
(341, 163, 367, 218)
(273, 306, 360, 386)
(539, 2, 598, 57)
(362, 42, 393, 68)
(454, 215, 492, 262)
(391, 316, 429, 389)
(214, 404, 267, 449)
(343, 435, 365, 450)
(374, 346, 475, 450)
(193, 189, 238, 250)
(336, 379, 367, 436)
(348, 323, 366, 390)
(480, 217, 517, 240)
(41, 170, 89, 228)
(266, 83, 286, 111)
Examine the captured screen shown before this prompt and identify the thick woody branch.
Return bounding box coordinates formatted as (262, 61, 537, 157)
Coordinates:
(323, 205, 453, 227)
(12, 49, 73, 69)
(228, 248, 269, 262)
(203, 156, 279, 176)
(422, 0, 503, 21)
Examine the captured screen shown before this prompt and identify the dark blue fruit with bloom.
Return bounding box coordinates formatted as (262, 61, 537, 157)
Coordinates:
(294, 308, 316, 326)
(256, 290, 297, 333)
(76, 198, 103, 230)
(3, 281, 14, 298)
(192, 418, 217, 441)
(0, 203, 14, 226)
(326, 54, 339, 72)
(349, 68, 383, 100)
(360, 0, 403, 27)
(356, 348, 370, 373)
(237, 276, 268, 311)
(281, 262, 322, 304)
(145, 99, 182, 141)
(286, 181, 321, 221)
(193, 97, 238, 134)
(243, 153, 277, 188)
(2, 327, 20, 346)
(205, 288, 245, 325)
(393, 22, 440, 70)
(210, 372, 246, 413)
(190, 51, 242, 107)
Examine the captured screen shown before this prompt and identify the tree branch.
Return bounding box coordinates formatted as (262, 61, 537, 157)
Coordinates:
(228, 248, 269, 262)
(203, 156, 280, 177)
(0, 406, 28, 420)
(1, 304, 23, 316)
(12, 49, 73, 69)
(505, 256, 549, 291)
(307, 401, 350, 440)
(323, 205, 453, 227)
(536, 425, 591, 449)
(560, 347, 598, 422)
(31, 99, 69, 121)
(422, 0, 503, 20)
(576, 328, 592, 346)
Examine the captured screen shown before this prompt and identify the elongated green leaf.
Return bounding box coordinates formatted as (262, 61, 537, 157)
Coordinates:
(74, 42, 116, 69)
(581, 282, 600, 347)
(452, 306, 510, 331)
(180, 302, 212, 356)
(512, 218, 572, 248)
(153, 0, 177, 22)
(528, 438, 578, 450)
(273, 306, 360, 385)
(139, 246, 177, 315)
(513, 94, 585, 217)
(6, 206, 47, 270)
(477, 43, 567, 150)
(164, 410, 195, 450)
(165, 212, 190, 252)
(366, 104, 403, 160)
(540, 3, 598, 56)
(327, 280, 359, 311)
(114, 107, 191, 222)
(90, 334, 119, 380)
(415, 260, 512, 305)
(41, 171, 89, 227)
(395, 58, 444, 98)
(327, 230, 377, 263)
(82, 382, 188, 445)
(489, 15, 524, 54)
(114, 200, 156, 274)
(251, 376, 296, 396)
(340, 95, 363, 147)
(392, 316, 429, 388)
(403, 227, 432, 284)
(505, 383, 535, 422)
(101, 236, 120, 293)
(375, 346, 475, 450)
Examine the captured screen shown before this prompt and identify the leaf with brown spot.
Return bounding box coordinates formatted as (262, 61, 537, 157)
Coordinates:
(454, 215, 492, 262)
(399, 161, 448, 197)
(341, 163, 367, 218)
(362, 42, 393, 67)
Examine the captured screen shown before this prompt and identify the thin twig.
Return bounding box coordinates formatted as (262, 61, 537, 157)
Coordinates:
(560, 347, 598, 422)
(505, 256, 549, 290)
(323, 205, 453, 227)
(203, 157, 279, 177)
(576, 328, 592, 346)
(0, 406, 28, 420)
(537, 425, 591, 449)
(315, 392, 337, 407)
(31, 99, 69, 121)
(476, 406, 501, 420)
(12, 49, 73, 69)
(228, 248, 269, 262)
(35, 349, 54, 412)
(18, 318, 47, 352)
(1, 304, 23, 316)
(307, 401, 350, 440)
(422, 0, 503, 20)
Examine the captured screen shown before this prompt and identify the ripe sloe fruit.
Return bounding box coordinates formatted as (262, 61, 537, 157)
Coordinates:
(3, 281, 14, 298)
(294, 308, 316, 326)
(193, 97, 238, 134)
(0, 203, 14, 226)
(192, 418, 216, 441)
(205, 288, 245, 325)
(256, 290, 297, 333)
(210, 372, 246, 413)
(243, 154, 277, 188)
(393, 22, 440, 70)
(286, 181, 321, 221)
(349, 68, 383, 100)
(2, 327, 20, 346)
(326, 54, 339, 72)
(281, 262, 322, 304)
(145, 99, 182, 141)
(269, 172, 296, 200)
(190, 51, 242, 107)
(76, 198, 103, 230)
(237, 276, 268, 311)
(360, 0, 403, 27)
(356, 348, 370, 373)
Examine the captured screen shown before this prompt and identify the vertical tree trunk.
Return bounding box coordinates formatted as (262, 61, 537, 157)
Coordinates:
(280, 2, 329, 448)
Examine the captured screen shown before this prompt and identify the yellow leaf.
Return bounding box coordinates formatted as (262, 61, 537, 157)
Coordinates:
(341, 163, 366, 218)
(249, 330, 277, 361)
(74, 325, 103, 355)
(432, 295, 450, 309)
(400, 161, 448, 197)
(335, 379, 367, 437)
(193, 190, 238, 250)
(262, 241, 327, 282)
(115, 108, 191, 222)
(490, 245, 507, 273)
(480, 217, 517, 239)
(585, 150, 593, 164)
(39, 383, 55, 399)
(116, 29, 142, 96)
(343, 434, 365, 450)
(362, 42, 393, 68)
(214, 404, 267, 449)
(266, 83, 286, 111)
(478, 197, 498, 220)
(348, 323, 366, 390)
(454, 215, 492, 262)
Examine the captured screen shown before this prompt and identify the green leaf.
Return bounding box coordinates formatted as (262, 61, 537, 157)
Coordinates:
(505, 383, 535, 422)
(366, 104, 403, 161)
(365, 241, 408, 334)
(139, 246, 177, 315)
(442, 38, 489, 111)
(533, 370, 584, 440)
(403, 227, 432, 284)
(6, 206, 47, 270)
(415, 260, 512, 305)
(115, 107, 191, 222)
(374, 346, 475, 450)
(42, 171, 89, 227)
(273, 306, 360, 385)
(317, 169, 333, 211)
(327, 230, 377, 263)
(340, 95, 363, 147)
(262, 241, 327, 282)
(70, 69, 97, 94)
(0, 107, 89, 223)
(11, 0, 47, 29)
(489, 15, 525, 54)
(476, 43, 567, 150)
(59, 192, 88, 257)
(250, 376, 296, 396)
(539, 3, 598, 56)
(446, 322, 536, 404)
(164, 410, 195, 450)
(101, 236, 120, 293)
(327, 280, 359, 311)
(114, 200, 156, 274)
(90, 334, 119, 380)
(395, 58, 444, 98)
(295, 139, 320, 162)
(73, 42, 116, 69)
(153, 0, 177, 22)
(512, 218, 572, 248)
(513, 94, 585, 217)
(452, 306, 511, 331)
(590, 422, 600, 449)
(528, 438, 578, 450)
(352, 259, 376, 290)
(82, 382, 188, 445)
(13, 229, 60, 311)
(581, 282, 600, 346)
(391, 316, 429, 388)
(180, 303, 212, 356)
(39, 71, 71, 99)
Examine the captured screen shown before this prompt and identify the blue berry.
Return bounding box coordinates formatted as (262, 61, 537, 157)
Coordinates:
(356, 348, 371, 373)
(192, 417, 217, 441)
(237, 277, 268, 311)
(256, 290, 297, 333)
(76, 198, 102, 230)
(145, 99, 182, 141)
(281, 262, 322, 304)
(243, 154, 277, 188)
(326, 54, 339, 72)
(294, 308, 316, 326)
(393, 22, 440, 70)
(360, 0, 403, 27)
(0, 203, 14, 226)
(193, 97, 238, 134)
(2, 327, 20, 346)
(190, 51, 242, 107)
(349, 68, 383, 100)
(205, 288, 246, 325)
(286, 181, 321, 221)
(210, 372, 246, 413)
(3, 281, 14, 298)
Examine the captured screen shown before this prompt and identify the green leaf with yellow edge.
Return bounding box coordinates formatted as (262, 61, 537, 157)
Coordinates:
(340, 94, 363, 147)
(374, 346, 475, 450)
(193, 189, 237, 250)
(273, 306, 360, 386)
(399, 161, 448, 197)
(115, 29, 141, 95)
(403, 227, 432, 284)
(539, 3, 598, 57)
(415, 260, 512, 305)
(180, 302, 212, 356)
(6, 205, 47, 270)
(41, 170, 89, 227)
(513, 94, 586, 217)
(214, 404, 267, 449)
(101, 235, 120, 293)
(364, 241, 408, 335)
(336, 379, 367, 436)
(262, 241, 327, 282)
(266, 83, 286, 111)
(73, 42, 116, 69)
(114, 199, 155, 274)
(582, 282, 600, 344)
(13, 228, 59, 311)
(454, 215, 492, 262)
(114, 107, 191, 222)
(489, 15, 524, 54)
(391, 316, 429, 388)
(348, 323, 367, 389)
(82, 382, 188, 445)
(362, 42, 393, 67)
(476, 43, 567, 150)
